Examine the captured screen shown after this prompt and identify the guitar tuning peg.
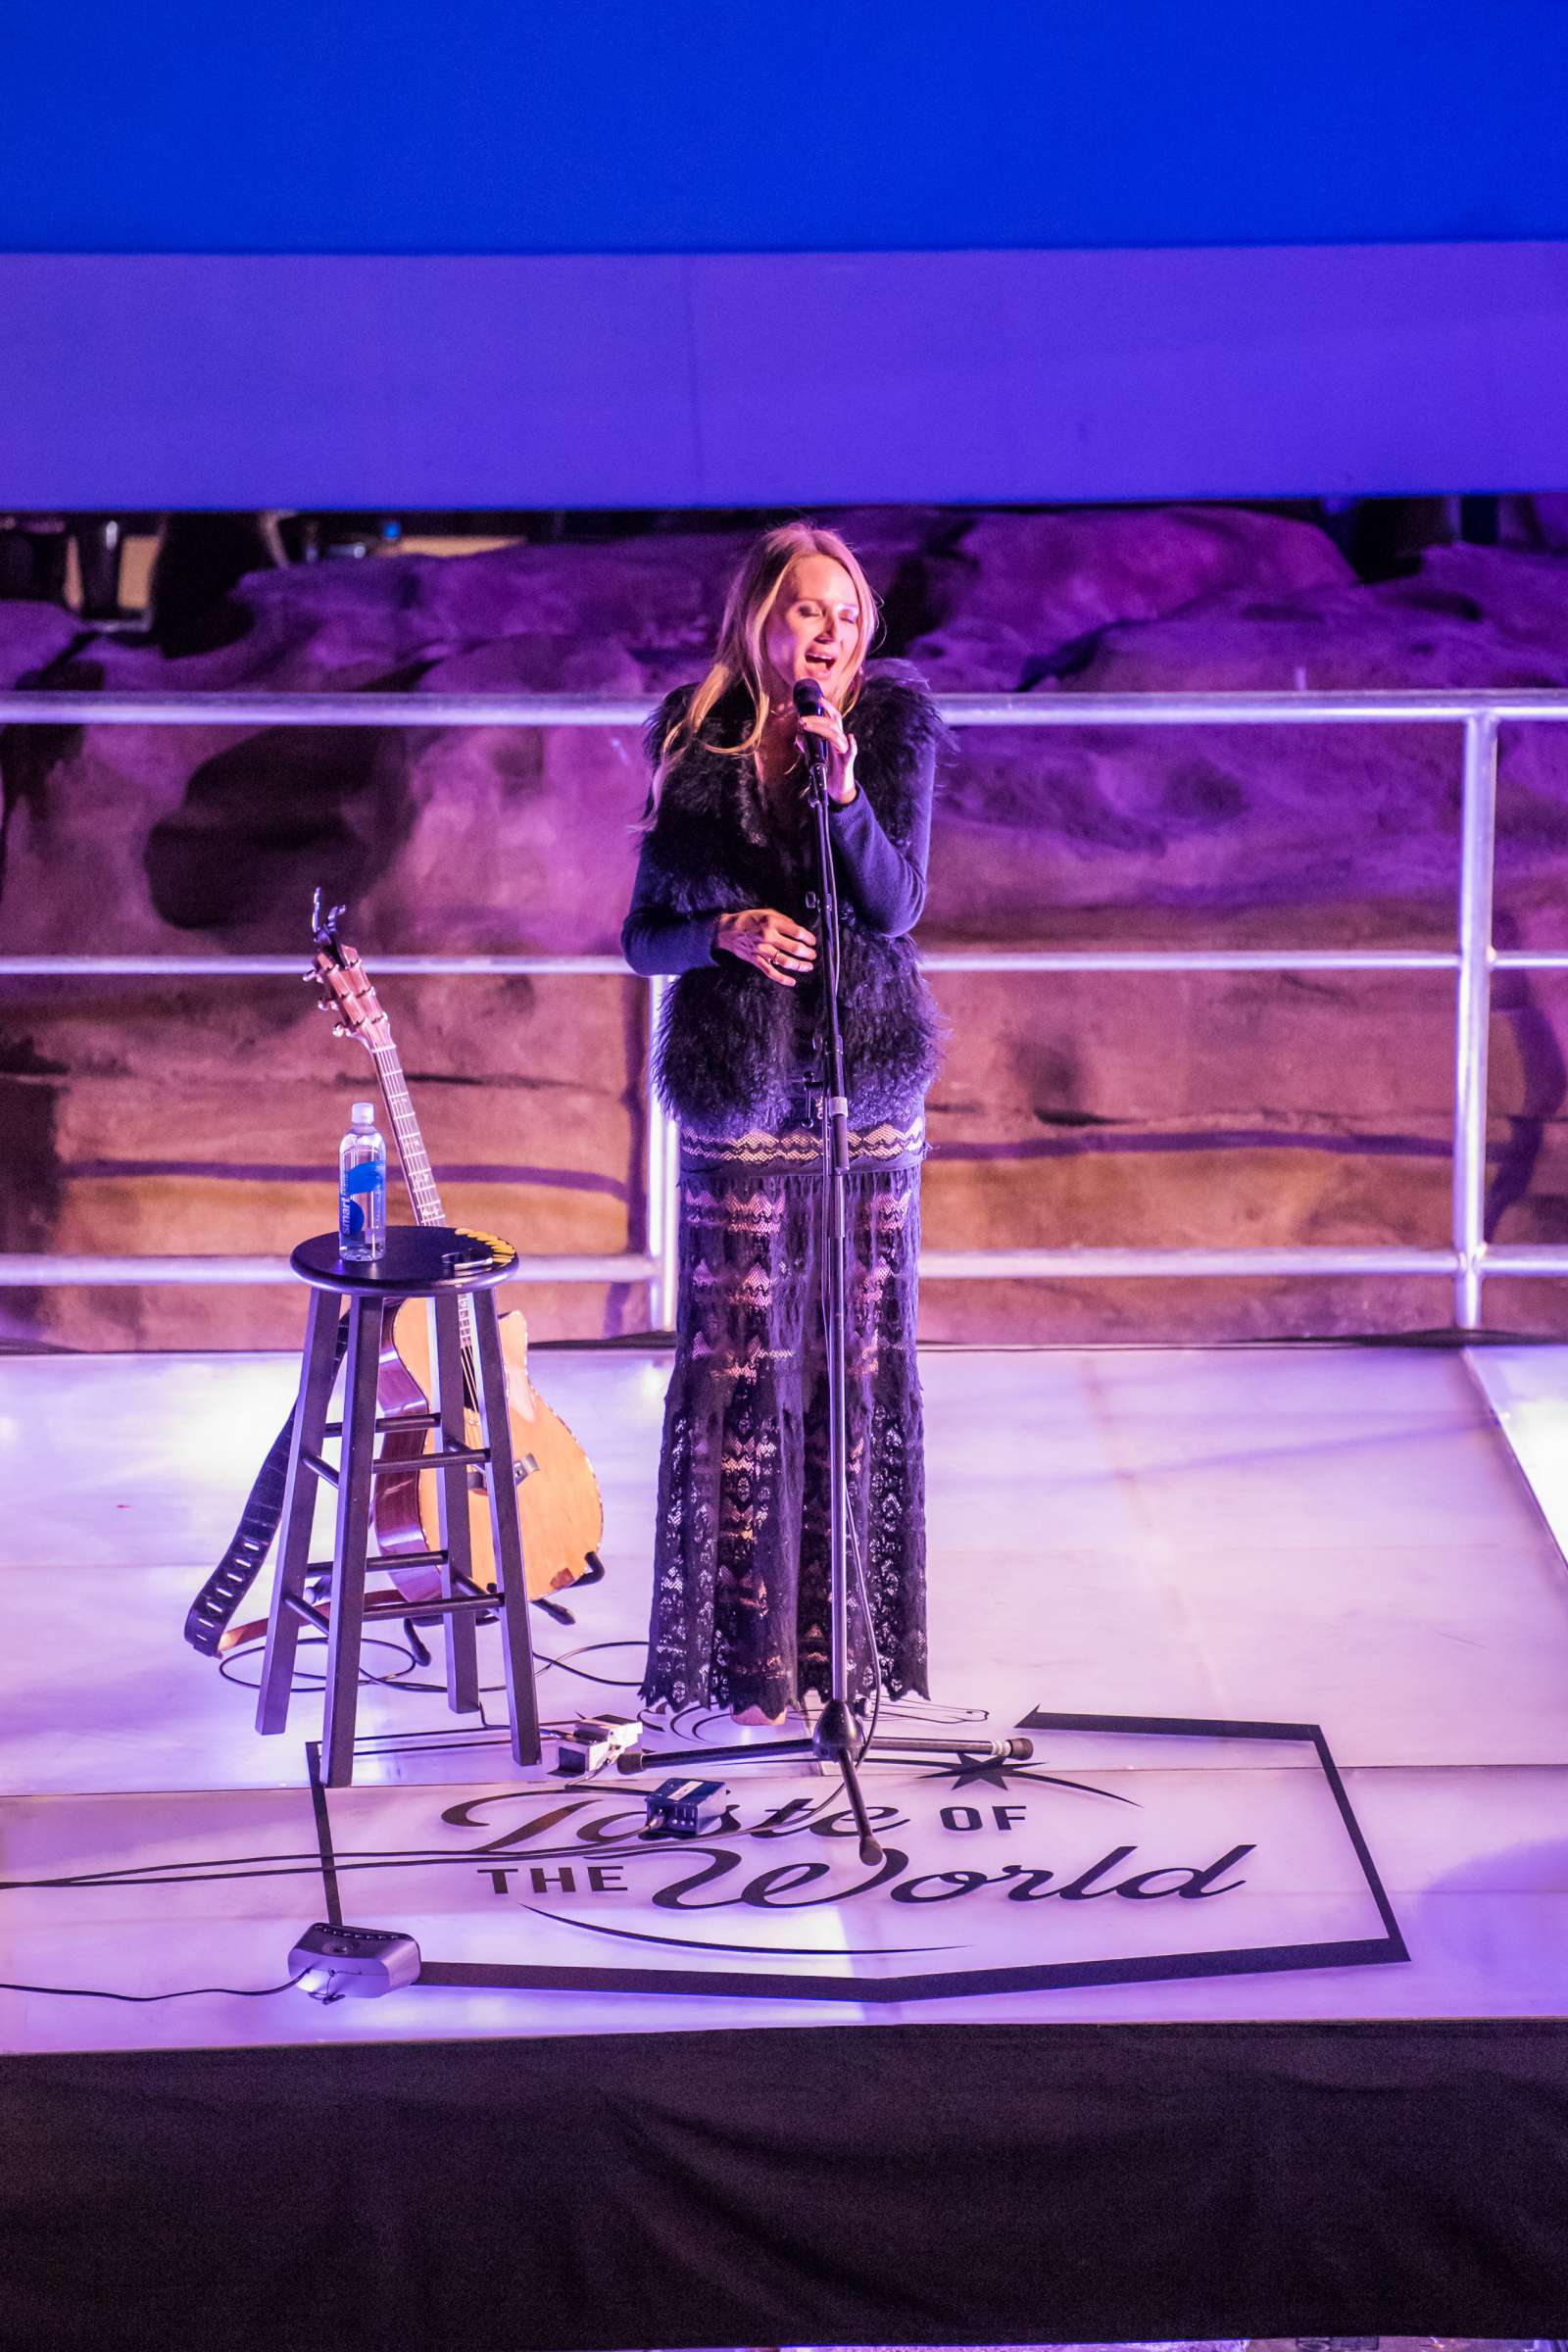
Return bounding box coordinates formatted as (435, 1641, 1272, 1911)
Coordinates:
(332, 1023, 348, 1038)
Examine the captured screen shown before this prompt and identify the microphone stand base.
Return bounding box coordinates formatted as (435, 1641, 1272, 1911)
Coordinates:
(624, 1713, 1037, 1871)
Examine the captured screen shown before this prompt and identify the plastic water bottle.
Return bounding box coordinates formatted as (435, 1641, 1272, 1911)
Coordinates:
(338, 1101, 386, 1262)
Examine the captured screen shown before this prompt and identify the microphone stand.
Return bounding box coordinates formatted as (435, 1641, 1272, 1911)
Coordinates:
(626, 689, 1032, 1863)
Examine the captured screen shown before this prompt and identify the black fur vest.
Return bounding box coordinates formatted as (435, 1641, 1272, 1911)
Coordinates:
(638, 666, 947, 1136)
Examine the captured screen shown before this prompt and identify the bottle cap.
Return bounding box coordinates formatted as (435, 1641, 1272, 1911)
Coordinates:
(351, 1101, 376, 1125)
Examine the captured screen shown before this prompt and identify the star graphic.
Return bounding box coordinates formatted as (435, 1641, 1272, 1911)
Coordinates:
(918, 1754, 1031, 1792)
(910, 1756, 1142, 1807)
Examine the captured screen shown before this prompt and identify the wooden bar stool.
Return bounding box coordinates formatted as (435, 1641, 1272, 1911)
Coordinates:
(256, 1225, 541, 1786)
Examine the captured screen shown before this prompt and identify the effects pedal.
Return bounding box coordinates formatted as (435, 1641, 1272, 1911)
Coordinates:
(555, 1713, 641, 1777)
(641, 1776, 728, 1838)
(288, 1923, 421, 2002)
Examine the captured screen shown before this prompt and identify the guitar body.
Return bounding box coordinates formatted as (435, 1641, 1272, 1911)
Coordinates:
(372, 1297, 605, 1606)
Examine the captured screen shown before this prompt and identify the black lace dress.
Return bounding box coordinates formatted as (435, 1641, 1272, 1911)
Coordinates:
(622, 714, 935, 1717)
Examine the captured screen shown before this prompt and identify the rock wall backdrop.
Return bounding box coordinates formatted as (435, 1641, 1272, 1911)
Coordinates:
(6, 502, 1568, 1351)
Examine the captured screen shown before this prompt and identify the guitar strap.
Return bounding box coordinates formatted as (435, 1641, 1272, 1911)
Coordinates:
(182, 1310, 352, 1656)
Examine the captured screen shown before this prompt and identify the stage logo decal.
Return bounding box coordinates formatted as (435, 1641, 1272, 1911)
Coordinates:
(311, 1709, 1407, 2001)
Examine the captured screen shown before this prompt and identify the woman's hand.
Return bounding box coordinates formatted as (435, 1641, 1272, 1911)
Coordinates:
(795, 701, 858, 806)
(714, 907, 817, 986)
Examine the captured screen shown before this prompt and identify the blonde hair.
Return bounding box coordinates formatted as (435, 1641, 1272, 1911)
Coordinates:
(657, 522, 878, 785)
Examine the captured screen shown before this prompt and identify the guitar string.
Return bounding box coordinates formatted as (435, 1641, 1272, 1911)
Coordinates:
(370, 1039, 483, 1416)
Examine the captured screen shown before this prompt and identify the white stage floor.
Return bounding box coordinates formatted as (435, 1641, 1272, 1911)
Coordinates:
(3, 1341, 1567, 2050)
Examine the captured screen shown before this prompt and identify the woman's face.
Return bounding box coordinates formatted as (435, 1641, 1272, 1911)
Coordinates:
(760, 555, 863, 705)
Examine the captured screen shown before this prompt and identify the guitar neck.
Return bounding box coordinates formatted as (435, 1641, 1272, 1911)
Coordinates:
(369, 1044, 447, 1227)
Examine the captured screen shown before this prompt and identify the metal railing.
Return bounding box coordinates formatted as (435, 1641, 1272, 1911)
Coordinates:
(3, 684, 1566, 1330)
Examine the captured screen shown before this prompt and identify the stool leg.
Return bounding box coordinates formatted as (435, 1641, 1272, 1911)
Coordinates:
(432, 1294, 480, 1713)
(470, 1289, 542, 1766)
(321, 1295, 384, 1787)
(257, 1290, 342, 1737)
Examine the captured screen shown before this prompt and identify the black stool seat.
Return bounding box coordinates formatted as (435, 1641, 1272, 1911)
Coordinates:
(257, 1223, 540, 1785)
(290, 1225, 518, 1295)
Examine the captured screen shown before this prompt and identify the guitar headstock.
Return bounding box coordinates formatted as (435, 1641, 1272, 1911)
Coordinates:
(310, 888, 392, 1056)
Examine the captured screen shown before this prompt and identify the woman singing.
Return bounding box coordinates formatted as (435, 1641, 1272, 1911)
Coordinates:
(622, 522, 947, 1725)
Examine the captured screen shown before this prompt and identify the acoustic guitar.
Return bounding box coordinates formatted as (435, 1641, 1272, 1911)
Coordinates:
(183, 901, 606, 1658)
(308, 901, 605, 1613)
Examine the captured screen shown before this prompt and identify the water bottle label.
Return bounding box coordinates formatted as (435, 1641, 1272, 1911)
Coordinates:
(341, 1161, 381, 1239)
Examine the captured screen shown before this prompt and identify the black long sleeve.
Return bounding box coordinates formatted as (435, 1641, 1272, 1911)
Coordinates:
(827, 764, 931, 935)
(619, 849, 723, 976)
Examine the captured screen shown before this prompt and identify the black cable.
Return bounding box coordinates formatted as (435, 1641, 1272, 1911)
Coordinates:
(219, 1630, 649, 1702)
(535, 1639, 648, 1690)
(218, 1635, 429, 1695)
(217, 1623, 650, 1766)
(816, 1123, 887, 1760)
(0, 1974, 308, 2004)
(645, 1701, 701, 1738)
(811, 795, 887, 1760)
(877, 1694, 990, 1728)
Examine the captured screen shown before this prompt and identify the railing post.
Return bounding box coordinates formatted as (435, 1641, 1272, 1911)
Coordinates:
(645, 978, 679, 1333)
(1452, 710, 1499, 1330)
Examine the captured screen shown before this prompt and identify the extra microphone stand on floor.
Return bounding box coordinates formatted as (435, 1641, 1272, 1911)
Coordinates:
(626, 682, 1031, 1863)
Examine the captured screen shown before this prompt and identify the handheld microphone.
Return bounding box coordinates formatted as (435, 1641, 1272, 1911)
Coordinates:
(792, 676, 832, 795)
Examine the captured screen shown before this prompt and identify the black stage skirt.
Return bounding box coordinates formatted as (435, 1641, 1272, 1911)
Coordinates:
(641, 1116, 929, 1717)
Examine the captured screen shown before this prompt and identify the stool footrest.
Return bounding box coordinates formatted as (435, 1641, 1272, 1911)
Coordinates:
(286, 1587, 496, 1627)
(386, 1446, 488, 1473)
(386, 1592, 499, 1617)
(301, 1446, 489, 1494)
(323, 1412, 441, 1438)
(305, 1549, 450, 1576)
